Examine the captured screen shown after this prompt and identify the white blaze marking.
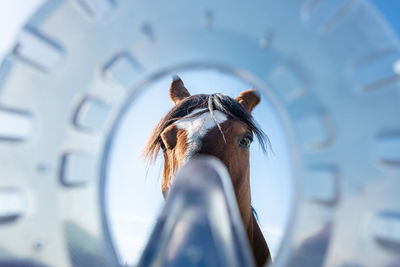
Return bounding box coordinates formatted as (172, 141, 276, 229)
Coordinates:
(174, 108, 227, 163)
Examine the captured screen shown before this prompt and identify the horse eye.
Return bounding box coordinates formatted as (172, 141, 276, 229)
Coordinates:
(239, 134, 253, 148)
(160, 142, 166, 151)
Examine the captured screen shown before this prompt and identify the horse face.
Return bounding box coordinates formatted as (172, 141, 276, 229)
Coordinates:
(160, 110, 253, 196)
(144, 77, 271, 266)
(159, 78, 260, 206)
(198, 118, 253, 191)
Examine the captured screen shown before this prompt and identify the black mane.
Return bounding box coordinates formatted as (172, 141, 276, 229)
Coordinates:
(143, 93, 270, 161)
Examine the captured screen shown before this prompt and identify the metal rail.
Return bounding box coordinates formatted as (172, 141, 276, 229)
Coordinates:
(138, 156, 255, 267)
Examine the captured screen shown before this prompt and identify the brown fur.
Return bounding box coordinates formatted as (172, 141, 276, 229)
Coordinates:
(143, 78, 271, 266)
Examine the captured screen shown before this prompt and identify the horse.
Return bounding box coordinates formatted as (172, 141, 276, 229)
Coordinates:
(143, 76, 271, 266)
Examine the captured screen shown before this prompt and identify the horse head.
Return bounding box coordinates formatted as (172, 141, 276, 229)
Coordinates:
(143, 76, 271, 266)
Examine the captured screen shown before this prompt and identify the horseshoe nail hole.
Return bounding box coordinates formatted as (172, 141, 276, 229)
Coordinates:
(0, 107, 33, 142)
(102, 51, 143, 89)
(36, 163, 50, 174)
(352, 49, 400, 92)
(303, 167, 339, 206)
(60, 153, 97, 187)
(32, 242, 43, 252)
(74, 0, 115, 21)
(73, 97, 111, 132)
(259, 32, 274, 50)
(295, 112, 333, 150)
(267, 64, 307, 102)
(302, 0, 357, 32)
(141, 23, 155, 42)
(0, 188, 26, 223)
(203, 10, 213, 29)
(374, 133, 400, 167)
(370, 212, 400, 251)
(13, 28, 64, 72)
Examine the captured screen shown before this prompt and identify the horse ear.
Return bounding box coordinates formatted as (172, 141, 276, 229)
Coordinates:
(169, 75, 190, 105)
(235, 89, 260, 114)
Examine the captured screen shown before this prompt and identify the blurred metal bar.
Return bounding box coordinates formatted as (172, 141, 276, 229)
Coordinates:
(138, 156, 255, 267)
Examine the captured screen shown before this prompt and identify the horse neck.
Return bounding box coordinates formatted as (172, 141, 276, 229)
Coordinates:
(234, 170, 253, 233)
(236, 177, 271, 266)
(251, 212, 271, 266)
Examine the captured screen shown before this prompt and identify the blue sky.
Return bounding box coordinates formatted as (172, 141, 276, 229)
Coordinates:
(370, 0, 400, 34)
